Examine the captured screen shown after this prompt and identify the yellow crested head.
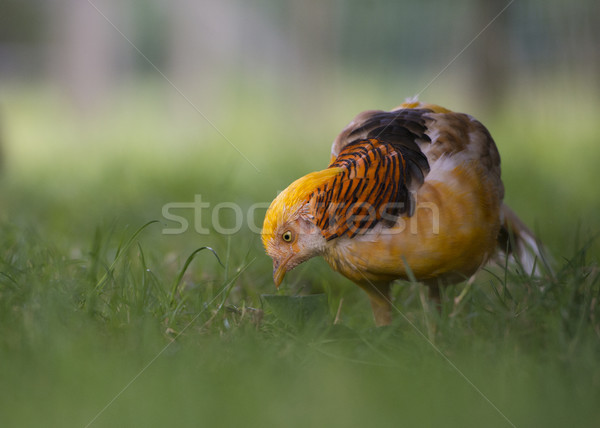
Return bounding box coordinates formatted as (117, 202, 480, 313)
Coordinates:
(261, 167, 342, 247)
(395, 100, 452, 114)
(262, 167, 342, 287)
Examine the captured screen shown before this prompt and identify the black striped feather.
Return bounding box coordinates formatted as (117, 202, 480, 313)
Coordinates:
(310, 137, 429, 241)
(332, 109, 433, 162)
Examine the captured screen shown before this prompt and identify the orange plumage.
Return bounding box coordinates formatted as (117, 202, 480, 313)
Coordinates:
(262, 101, 542, 326)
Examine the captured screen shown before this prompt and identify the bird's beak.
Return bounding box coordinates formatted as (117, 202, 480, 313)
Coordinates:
(273, 255, 292, 288)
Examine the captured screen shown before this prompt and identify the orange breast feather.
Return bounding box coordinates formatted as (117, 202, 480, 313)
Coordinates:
(327, 161, 502, 285)
(316, 107, 503, 285)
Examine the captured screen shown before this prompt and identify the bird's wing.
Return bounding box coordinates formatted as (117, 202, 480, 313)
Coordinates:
(311, 132, 429, 241)
(330, 108, 433, 163)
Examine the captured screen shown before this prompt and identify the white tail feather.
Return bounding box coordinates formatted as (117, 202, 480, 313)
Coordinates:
(497, 204, 551, 275)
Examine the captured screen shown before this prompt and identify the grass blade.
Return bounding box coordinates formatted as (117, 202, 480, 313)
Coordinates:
(94, 220, 159, 292)
(169, 246, 224, 305)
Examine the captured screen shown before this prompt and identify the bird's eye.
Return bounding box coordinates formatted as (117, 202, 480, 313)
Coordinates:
(282, 230, 293, 242)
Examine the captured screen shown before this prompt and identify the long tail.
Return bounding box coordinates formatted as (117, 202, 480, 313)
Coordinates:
(497, 204, 552, 275)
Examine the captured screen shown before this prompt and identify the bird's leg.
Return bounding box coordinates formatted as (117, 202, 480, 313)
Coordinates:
(370, 298, 392, 327)
(360, 282, 392, 327)
(428, 283, 441, 308)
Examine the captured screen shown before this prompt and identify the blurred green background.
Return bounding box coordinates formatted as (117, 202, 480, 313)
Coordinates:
(1, 0, 599, 248)
(1, 1, 599, 427)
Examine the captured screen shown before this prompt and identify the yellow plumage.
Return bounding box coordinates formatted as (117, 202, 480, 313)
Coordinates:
(262, 167, 342, 244)
(262, 102, 541, 326)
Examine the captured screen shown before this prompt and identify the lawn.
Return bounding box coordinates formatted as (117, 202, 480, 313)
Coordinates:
(0, 79, 599, 427)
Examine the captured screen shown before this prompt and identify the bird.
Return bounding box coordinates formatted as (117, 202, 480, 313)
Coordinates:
(262, 101, 544, 326)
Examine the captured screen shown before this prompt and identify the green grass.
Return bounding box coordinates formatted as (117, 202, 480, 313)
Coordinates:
(0, 80, 599, 427)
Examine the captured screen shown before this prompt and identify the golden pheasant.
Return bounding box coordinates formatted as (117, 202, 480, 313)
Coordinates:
(262, 101, 542, 326)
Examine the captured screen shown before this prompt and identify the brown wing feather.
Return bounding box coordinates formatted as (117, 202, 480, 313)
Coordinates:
(310, 136, 429, 241)
(331, 108, 433, 162)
